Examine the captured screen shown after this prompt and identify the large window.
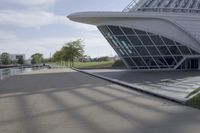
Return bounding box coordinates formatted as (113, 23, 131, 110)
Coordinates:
(98, 25, 200, 70)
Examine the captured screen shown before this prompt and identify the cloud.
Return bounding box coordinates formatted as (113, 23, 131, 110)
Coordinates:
(0, 10, 66, 28)
(0, 31, 115, 58)
(0, 9, 98, 32)
(0, 31, 17, 41)
(1, 0, 55, 6)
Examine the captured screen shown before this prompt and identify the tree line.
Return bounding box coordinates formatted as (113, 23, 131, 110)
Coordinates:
(0, 53, 24, 65)
(52, 39, 84, 67)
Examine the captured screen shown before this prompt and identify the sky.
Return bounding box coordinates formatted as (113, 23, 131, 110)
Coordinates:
(0, 0, 131, 59)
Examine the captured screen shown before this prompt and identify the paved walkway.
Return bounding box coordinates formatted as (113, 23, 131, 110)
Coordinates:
(83, 69, 200, 102)
(0, 68, 200, 133)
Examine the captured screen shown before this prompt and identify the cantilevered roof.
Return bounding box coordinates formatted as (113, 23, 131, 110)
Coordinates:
(123, 0, 200, 14)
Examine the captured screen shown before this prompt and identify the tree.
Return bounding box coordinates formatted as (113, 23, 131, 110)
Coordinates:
(31, 53, 43, 64)
(17, 58, 24, 65)
(53, 51, 63, 62)
(62, 39, 84, 67)
(1, 53, 11, 65)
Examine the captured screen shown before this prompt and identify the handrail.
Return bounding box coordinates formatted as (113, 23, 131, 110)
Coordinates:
(123, 0, 200, 14)
(123, 0, 147, 12)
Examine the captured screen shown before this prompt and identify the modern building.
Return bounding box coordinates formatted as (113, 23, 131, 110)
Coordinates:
(68, 0, 200, 70)
(9, 54, 25, 64)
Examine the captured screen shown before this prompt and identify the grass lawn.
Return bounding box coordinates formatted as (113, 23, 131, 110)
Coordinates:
(186, 88, 200, 109)
(186, 93, 200, 109)
(73, 61, 115, 69)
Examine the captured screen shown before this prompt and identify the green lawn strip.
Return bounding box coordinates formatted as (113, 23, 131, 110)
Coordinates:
(74, 61, 115, 69)
(186, 88, 200, 98)
(186, 93, 200, 109)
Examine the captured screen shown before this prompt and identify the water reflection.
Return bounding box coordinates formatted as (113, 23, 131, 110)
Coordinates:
(0, 68, 32, 80)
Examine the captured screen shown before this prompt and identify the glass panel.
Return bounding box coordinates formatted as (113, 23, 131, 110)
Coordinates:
(132, 57, 147, 66)
(162, 37, 175, 45)
(128, 36, 142, 46)
(157, 46, 171, 55)
(118, 49, 125, 56)
(190, 49, 200, 55)
(98, 26, 111, 35)
(139, 35, 154, 45)
(164, 57, 176, 66)
(134, 29, 147, 35)
(129, 47, 138, 56)
(118, 36, 131, 47)
(106, 37, 119, 48)
(150, 35, 164, 45)
(108, 26, 123, 35)
(174, 56, 183, 62)
(154, 57, 168, 66)
(176, 42, 182, 45)
(146, 46, 160, 56)
(135, 47, 149, 56)
(191, 59, 199, 69)
(123, 58, 136, 66)
(143, 57, 157, 66)
(168, 46, 181, 55)
(178, 46, 191, 55)
(121, 27, 135, 35)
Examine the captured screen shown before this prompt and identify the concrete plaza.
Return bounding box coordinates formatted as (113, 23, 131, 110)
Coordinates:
(82, 69, 200, 102)
(0, 68, 200, 133)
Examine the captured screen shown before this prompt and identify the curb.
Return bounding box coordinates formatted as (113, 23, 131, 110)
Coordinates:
(73, 68, 185, 104)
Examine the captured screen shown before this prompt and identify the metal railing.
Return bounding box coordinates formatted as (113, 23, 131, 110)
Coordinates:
(123, 0, 146, 12)
(123, 0, 200, 14)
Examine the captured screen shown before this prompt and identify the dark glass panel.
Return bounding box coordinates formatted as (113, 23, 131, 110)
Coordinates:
(146, 46, 160, 56)
(98, 26, 111, 36)
(190, 49, 200, 55)
(132, 57, 147, 66)
(117, 49, 125, 56)
(121, 27, 135, 35)
(164, 57, 176, 66)
(106, 36, 119, 47)
(157, 46, 171, 55)
(178, 46, 191, 55)
(176, 42, 182, 45)
(143, 57, 157, 66)
(118, 36, 131, 47)
(123, 58, 136, 66)
(134, 29, 147, 35)
(139, 35, 154, 45)
(135, 47, 149, 56)
(191, 59, 199, 69)
(162, 37, 175, 45)
(129, 47, 138, 56)
(108, 26, 123, 35)
(168, 46, 181, 55)
(154, 57, 168, 66)
(150, 35, 164, 45)
(174, 56, 183, 62)
(128, 36, 142, 46)
(138, 66, 149, 69)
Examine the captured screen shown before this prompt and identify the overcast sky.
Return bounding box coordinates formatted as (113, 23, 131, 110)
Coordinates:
(0, 0, 131, 59)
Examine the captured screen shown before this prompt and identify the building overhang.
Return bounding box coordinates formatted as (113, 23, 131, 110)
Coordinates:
(68, 11, 200, 25)
(68, 11, 200, 52)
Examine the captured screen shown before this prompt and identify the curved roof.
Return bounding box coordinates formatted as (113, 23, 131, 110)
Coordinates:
(68, 11, 200, 53)
(123, 0, 200, 14)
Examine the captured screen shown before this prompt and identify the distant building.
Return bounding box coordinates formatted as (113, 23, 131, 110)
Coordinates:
(9, 54, 25, 64)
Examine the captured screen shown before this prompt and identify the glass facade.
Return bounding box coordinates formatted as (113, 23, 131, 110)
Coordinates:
(98, 25, 200, 70)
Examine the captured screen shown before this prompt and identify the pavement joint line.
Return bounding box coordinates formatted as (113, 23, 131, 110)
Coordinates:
(72, 68, 185, 105)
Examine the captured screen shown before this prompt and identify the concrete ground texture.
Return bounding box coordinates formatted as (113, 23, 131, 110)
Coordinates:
(82, 69, 200, 102)
(0, 68, 200, 133)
